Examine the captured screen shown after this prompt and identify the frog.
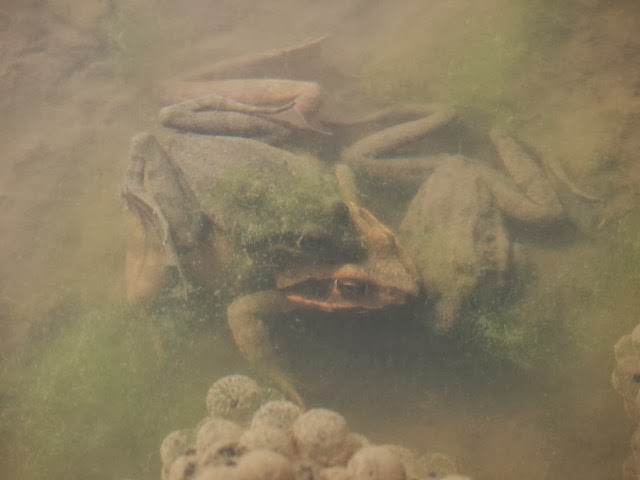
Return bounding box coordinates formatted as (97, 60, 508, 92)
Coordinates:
(340, 105, 596, 333)
(123, 37, 420, 403)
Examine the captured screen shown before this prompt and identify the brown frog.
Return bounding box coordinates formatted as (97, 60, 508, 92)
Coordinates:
(340, 106, 594, 332)
(123, 37, 419, 403)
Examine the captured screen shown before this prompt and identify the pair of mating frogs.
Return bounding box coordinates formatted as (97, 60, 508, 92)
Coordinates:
(124, 37, 591, 401)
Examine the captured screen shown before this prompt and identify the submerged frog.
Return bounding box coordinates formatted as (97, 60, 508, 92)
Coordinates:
(341, 106, 595, 332)
(123, 37, 419, 403)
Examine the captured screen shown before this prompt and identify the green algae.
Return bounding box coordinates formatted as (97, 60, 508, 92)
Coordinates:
(210, 153, 365, 283)
(435, 7, 528, 125)
(463, 205, 640, 372)
(0, 301, 238, 480)
(466, 293, 561, 371)
(102, 4, 170, 86)
(359, 3, 530, 127)
(358, 1, 605, 128)
(214, 155, 353, 250)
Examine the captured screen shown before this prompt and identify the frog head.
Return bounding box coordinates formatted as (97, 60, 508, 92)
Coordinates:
(275, 202, 420, 312)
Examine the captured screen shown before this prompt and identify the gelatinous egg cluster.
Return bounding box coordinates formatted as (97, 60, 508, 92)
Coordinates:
(612, 324, 640, 479)
(160, 375, 470, 480)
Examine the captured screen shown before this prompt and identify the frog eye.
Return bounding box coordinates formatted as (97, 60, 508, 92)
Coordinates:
(335, 279, 369, 299)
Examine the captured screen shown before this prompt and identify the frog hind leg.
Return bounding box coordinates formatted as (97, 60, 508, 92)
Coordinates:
(159, 81, 328, 138)
(227, 290, 303, 406)
(484, 127, 566, 223)
(160, 35, 333, 137)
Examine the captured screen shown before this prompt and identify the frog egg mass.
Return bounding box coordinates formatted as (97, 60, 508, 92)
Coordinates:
(160, 375, 470, 480)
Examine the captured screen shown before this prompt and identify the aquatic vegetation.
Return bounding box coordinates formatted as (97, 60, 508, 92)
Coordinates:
(465, 205, 640, 385)
(359, 3, 530, 125)
(436, 10, 527, 124)
(101, 2, 187, 87)
(469, 297, 560, 370)
(358, 0, 612, 128)
(0, 302, 238, 480)
(102, 5, 161, 84)
(213, 152, 357, 258)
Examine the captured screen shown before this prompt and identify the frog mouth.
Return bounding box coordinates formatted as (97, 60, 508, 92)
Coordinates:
(275, 263, 411, 312)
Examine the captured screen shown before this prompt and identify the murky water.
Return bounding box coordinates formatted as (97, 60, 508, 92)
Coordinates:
(1, 1, 639, 479)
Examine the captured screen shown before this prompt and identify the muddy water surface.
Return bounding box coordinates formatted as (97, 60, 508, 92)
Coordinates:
(1, 1, 639, 479)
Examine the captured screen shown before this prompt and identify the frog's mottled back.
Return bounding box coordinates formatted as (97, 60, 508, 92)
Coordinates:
(162, 134, 363, 265)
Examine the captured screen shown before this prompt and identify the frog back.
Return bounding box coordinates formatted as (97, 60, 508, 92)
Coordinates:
(160, 134, 350, 248)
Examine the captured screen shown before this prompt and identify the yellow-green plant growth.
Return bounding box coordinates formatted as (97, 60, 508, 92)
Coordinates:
(0, 302, 237, 480)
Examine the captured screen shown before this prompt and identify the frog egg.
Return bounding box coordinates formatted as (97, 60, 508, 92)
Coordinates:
(631, 426, 640, 462)
(384, 445, 419, 480)
(611, 333, 640, 421)
(250, 400, 302, 432)
(318, 466, 350, 480)
(291, 408, 359, 466)
(239, 424, 296, 458)
(415, 452, 459, 479)
(196, 417, 244, 454)
(623, 456, 638, 480)
(351, 433, 370, 448)
(161, 430, 192, 473)
(167, 452, 199, 480)
(346, 445, 406, 480)
(199, 441, 246, 469)
(631, 324, 640, 348)
(291, 459, 322, 480)
(195, 449, 294, 480)
(615, 334, 635, 363)
(206, 375, 265, 422)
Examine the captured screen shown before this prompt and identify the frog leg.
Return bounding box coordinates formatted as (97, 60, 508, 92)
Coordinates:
(227, 290, 303, 406)
(160, 78, 327, 136)
(340, 104, 455, 182)
(480, 127, 594, 223)
(464, 127, 600, 226)
(158, 88, 327, 138)
(159, 36, 331, 136)
(124, 133, 202, 303)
